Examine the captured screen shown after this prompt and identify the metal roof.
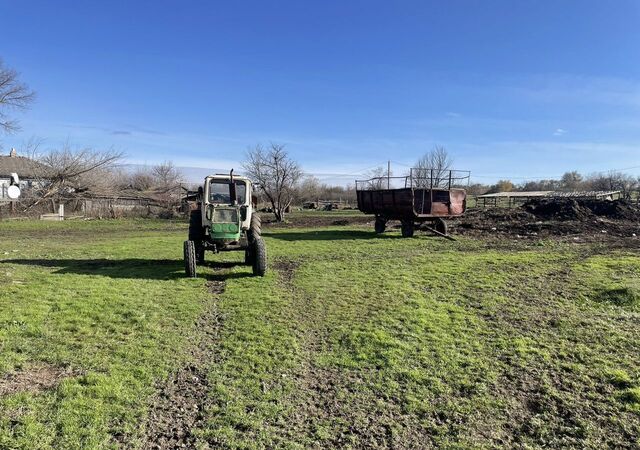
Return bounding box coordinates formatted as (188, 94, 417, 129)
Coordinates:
(477, 190, 621, 198)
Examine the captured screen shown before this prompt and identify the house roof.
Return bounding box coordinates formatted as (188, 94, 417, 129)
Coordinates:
(0, 150, 45, 178)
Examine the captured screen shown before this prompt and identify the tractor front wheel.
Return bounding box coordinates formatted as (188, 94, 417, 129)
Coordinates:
(251, 237, 267, 276)
(184, 240, 197, 278)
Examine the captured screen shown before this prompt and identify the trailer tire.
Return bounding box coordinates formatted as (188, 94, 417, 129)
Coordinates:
(435, 218, 448, 235)
(374, 218, 386, 234)
(184, 240, 197, 278)
(401, 220, 414, 238)
(248, 213, 262, 242)
(252, 237, 267, 276)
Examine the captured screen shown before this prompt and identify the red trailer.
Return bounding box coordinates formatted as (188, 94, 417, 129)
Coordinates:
(355, 169, 469, 237)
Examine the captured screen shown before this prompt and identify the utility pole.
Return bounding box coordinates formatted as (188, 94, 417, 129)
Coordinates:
(387, 160, 391, 189)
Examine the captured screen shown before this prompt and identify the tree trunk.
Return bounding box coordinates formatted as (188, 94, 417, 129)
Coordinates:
(270, 199, 284, 222)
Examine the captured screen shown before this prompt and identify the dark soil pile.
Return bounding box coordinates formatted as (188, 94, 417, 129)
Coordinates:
(580, 199, 640, 220)
(523, 198, 640, 221)
(452, 198, 640, 239)
(523, 199, 593, 221)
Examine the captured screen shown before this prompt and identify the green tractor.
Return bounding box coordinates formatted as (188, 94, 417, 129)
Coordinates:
(184, 170, 266, 277)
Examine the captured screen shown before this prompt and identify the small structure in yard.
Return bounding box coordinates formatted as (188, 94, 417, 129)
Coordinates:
(40, 204, 65, 221)
(0, 149, 43, 201)
(355, 168, 469, 238)
(475, 190, 622, 208)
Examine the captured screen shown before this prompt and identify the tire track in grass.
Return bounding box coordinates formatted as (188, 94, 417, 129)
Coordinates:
(270, 258, 338, 445)
(273, 257, 404, 448)
(140, 278, 225, 449)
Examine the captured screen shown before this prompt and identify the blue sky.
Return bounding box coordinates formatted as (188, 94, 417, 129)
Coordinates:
(1, 0, 639, 184)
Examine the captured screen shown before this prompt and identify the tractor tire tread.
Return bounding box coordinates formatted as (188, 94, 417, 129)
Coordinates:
(252, 237, 267, 276)
(184, 240, 197, 277)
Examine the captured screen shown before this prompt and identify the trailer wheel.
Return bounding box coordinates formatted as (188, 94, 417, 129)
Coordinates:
(252, 237, 267, 276)
(435, 218, 448, 235)
(401, 220, 414, 238)
(184, 240, 197, 278)
(374, 217, 386, 234)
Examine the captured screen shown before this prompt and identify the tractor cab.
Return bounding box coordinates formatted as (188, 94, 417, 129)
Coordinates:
(203, 172, 253, 242)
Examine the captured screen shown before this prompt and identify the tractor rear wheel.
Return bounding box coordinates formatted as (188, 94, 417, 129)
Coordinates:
(196, 244, 205, 264)
(434, 218, 448, 235)
(401, 220, 414, 238)
(248, 213, 262, 242)
(189, 210, 205, 241)
(251, 237, 267, 276)
(189, 210, 206, 263)
(184, 240, 197, 278)
(374, 217, 386, 234)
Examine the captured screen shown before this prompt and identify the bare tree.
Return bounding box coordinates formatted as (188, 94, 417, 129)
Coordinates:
(413, 145, 453, 188)
(560, 171, 584, 190)
(150, 161, 184, 210)
(152, 161, 183, 186)
(586, 171, 638, 199)
(364, 166, 392, 190)
(243, 143, 302, 222)
(128, 170, 155, 191)
(521, 179, 561, 191)
(28, 144, 123, 207)
(297, 175, 322, 203)
(0, 59, 35, 134)
(489, 179, 514, 193)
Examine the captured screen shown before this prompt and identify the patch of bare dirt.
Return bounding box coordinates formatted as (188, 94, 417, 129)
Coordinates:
(206, 279, 225, 295)
(272, 259, 301, 284)
(0, 364, 82, 396)
(141, 280, 224, 449)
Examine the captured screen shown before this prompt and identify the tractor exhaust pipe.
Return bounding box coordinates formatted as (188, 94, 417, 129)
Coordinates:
(229, 169, 237, 205)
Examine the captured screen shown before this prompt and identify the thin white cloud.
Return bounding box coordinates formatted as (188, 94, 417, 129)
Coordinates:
(505, 74, 640, 108)
(553, 128, 566, 136)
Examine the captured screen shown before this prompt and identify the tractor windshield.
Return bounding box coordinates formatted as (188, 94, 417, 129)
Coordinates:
(209, 180, 246, 204)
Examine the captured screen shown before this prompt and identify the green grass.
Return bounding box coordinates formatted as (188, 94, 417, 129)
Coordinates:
(0, 219, 639, 448)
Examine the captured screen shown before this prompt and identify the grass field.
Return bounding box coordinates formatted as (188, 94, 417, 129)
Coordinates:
(0, 219, 639, 449)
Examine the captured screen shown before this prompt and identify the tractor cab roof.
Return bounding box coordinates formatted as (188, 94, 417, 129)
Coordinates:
(205, 174, 251, 183)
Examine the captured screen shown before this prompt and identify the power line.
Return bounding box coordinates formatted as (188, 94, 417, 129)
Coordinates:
(301, 159, 640, 184)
